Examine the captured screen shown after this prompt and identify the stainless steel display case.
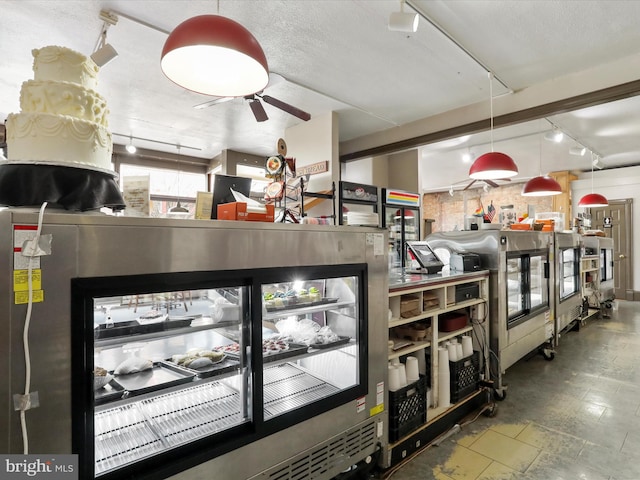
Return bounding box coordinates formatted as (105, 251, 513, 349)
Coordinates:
(553, 232, 582, 339)
(426, 230, 554, 393)
(583, 235, 615, 307)
(0, 209, 388, 480)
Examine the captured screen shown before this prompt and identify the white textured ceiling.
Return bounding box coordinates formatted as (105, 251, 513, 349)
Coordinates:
(2, 0, 640, 192)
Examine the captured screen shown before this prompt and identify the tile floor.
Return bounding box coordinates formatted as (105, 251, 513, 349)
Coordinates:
(385, 300, 640, 480)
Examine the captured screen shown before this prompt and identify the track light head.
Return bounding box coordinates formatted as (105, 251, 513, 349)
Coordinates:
(570, 146, 586, 156)
(388, 11, 419, 32)
(126, 136, 136, 154)
(544, 129, 564, 143)
(91, 43, 118, 67)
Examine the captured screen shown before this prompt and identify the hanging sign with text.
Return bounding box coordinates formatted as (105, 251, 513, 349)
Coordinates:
(296, 161, 328, 177)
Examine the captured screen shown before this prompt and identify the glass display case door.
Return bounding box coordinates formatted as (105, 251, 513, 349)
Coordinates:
(258, 266, 366, 425)
(507, 251, 549, 328)
(506, 256, 525, 320)
(559, 247, 579, 300)
(601, 246, 614, 281)
(73, 275, 254, 479)
(383, 206, 420, 269)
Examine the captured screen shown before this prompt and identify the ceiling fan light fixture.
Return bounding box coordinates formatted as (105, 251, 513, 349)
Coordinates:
(578, 192, 608, 207)
(469, 152, 518, 180)
(161, 15, 269, 97)
(521, 175, 562, 196)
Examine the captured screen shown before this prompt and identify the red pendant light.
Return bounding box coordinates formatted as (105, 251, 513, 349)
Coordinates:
(469, 72, 518, 180)
(469, 152, 518, 180)
(161, 15, 269, 97)
(522, 125, 562, 196)
(522, 175, 562, 196)
(578, 192, 608, 207)
(578, 153, 609, 207)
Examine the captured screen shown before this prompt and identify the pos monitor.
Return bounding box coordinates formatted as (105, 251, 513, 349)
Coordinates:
(406, 241, 444, 274)
(210, 174, 252, 219)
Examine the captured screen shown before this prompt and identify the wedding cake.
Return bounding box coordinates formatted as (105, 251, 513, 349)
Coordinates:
(5, 46, 113, 173)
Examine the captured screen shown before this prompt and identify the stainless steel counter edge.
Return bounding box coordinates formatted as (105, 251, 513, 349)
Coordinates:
(1, 208, 386, 233)
(389, 269, 490, 291)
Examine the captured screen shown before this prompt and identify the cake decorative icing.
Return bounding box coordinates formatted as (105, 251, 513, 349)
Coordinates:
(5, 46, 114, 173)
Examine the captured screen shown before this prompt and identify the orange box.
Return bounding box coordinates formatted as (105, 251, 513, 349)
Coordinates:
(217, 202, 275, 222)
(510, 224, 531, 231)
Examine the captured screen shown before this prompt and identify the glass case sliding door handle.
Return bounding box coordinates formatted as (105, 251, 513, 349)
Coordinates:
(544, 261, 550, 279)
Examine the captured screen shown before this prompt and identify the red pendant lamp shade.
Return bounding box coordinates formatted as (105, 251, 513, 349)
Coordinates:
(161, 15, 269, 97)
(522, 175, 562, 196)
(469, 152, 518, 180)
(578, 193, 609, 207)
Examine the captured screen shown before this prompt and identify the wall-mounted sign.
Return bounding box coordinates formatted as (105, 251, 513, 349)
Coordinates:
(297, 161, 328, 177)
(603, 216, 612, 228)
(384, 189, 420, 207)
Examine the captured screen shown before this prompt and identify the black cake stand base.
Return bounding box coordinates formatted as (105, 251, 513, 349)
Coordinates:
(0, 163, 126, 212)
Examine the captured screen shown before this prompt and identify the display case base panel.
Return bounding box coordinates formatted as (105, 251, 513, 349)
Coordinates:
(264, 363, 340, 418)
(95, 381, 244, 475)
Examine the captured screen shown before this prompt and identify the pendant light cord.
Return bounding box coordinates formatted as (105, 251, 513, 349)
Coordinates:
(489, 71, 494, 152)
(590, 151, 595, 193)
(538, 119, 543, 176)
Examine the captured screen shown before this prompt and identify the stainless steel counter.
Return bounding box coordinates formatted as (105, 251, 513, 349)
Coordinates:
(388, 268, 490, 291)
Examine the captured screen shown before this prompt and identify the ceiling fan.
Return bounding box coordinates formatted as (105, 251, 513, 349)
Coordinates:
(463, 178, 511, 191)
(193, 73, 311, 123)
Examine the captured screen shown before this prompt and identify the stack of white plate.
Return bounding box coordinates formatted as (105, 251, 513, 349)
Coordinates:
(346, 212, 379, 226)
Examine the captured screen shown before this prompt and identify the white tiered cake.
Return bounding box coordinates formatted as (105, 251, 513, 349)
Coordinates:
(5, 46, 113, 173)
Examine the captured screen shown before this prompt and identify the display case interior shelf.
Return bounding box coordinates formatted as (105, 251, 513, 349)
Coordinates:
(263, 299, 352, 320)
(580, 255, 602, 314)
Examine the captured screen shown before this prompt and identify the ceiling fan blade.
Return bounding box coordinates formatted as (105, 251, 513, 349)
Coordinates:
(484, 180, 499, 188)
(463, 180, 476, 191)
(261, 95, 311, 121)
(193, 96, 233, 109)
(248, 98, 268, 122)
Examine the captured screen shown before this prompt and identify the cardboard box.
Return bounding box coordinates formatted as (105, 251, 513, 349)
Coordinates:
(217, 202, 275, 222)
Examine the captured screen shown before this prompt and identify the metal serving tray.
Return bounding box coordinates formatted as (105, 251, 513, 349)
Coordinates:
(163, 356, 240, 379)
(309, 335, 351, 350)
(112, 362, 195, 396)
(94, 379, 126, 405)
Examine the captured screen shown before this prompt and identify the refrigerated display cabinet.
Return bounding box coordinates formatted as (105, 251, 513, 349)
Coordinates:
(553, 232, 582, 340)
(381, 188, 421, 270)
(426, 230, 554, 395)
(0, 210, 388, 480)
(582, 235, 615, 309)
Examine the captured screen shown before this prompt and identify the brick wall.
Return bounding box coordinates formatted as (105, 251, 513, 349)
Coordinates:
(423, 182, 553, 232)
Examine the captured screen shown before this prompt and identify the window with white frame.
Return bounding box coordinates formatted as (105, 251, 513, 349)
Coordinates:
(119, 164, 207, 217)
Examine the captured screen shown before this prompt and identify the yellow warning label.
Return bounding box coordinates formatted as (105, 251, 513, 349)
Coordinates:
(370, 403, 384, 416)
(13, 269, 42, 292)
(15, 290, 44, 304)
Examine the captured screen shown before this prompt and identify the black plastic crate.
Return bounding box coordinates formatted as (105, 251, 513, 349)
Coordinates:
(389, 375, 427, 442)
(450, 350, 480, 403)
